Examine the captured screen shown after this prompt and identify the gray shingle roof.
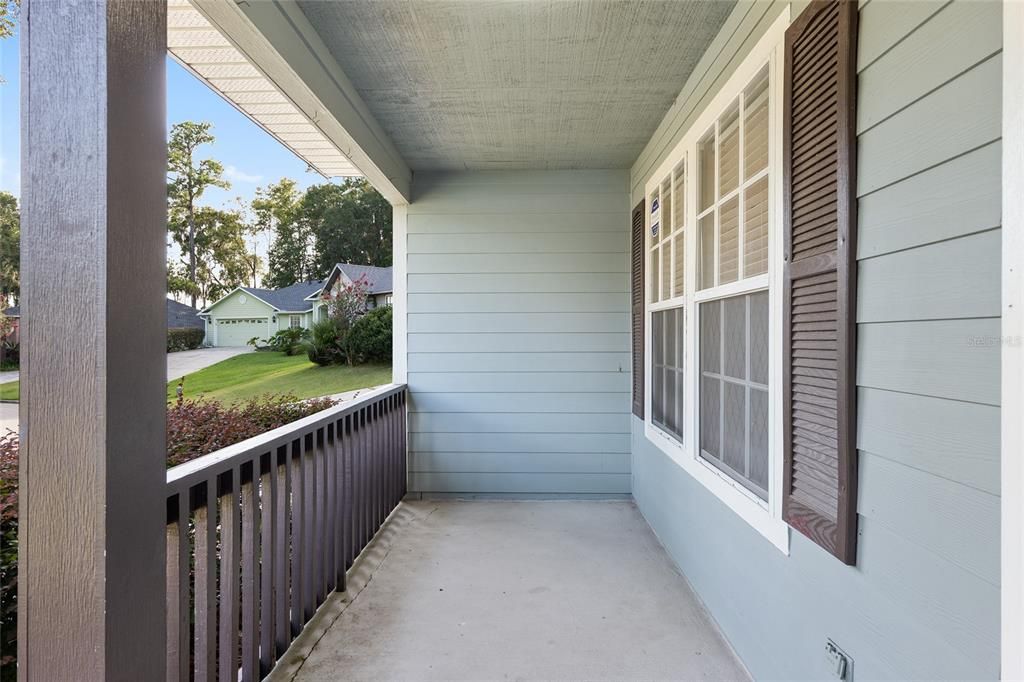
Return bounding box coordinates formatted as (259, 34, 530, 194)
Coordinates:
(335, 263, 392, 295)
(166, 299, 204, 329)
(3, 306, 18, 317)
(241, 280, 324, 312)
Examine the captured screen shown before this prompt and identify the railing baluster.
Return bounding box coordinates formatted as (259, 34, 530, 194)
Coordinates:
(313, 429, 326, 603)
(219, 469, 241, 681)
(401, 393, 408, 498)
(341, 414, 353, 585)
(194, 479, 217, 681)
(166, 493, 190, 682)
(260, 452, 277, 675)
(273, 446, 290, 660)
(324, 423, 336, 596)
(364, 405, 372, 544)
(302, 433, 316, 622)
(289, 438, 304, 636)
(241, 460, 260, 681)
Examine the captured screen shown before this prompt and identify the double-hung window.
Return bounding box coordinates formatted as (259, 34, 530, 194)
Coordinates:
(643, 11, 788, 551)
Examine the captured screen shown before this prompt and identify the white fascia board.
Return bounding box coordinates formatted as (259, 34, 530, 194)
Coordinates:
(203, 286, 280, 313)
(189, 0, 412, 206)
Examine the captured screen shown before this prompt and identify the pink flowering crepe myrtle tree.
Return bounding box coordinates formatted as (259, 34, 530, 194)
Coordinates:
(319, 274, 372, 364)
(322, 273, 371, 328)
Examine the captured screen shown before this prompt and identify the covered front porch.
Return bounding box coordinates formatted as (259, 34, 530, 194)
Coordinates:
(268, 500, 746, 681)
(15, 0, 1022, 680)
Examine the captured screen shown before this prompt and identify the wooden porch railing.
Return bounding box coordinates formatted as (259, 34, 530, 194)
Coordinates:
(164, 384, 407, 681)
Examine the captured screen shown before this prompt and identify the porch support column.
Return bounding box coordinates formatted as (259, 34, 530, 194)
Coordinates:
(18, 1, 167, 679)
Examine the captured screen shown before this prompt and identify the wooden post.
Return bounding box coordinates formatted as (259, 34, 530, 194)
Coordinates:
(18, 1, 167, 679)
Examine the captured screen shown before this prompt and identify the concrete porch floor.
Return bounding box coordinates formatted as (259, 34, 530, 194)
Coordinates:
(270, 500, 750, 681)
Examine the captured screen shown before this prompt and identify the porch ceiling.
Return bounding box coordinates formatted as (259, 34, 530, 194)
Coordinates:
(295, 0, 736, 171)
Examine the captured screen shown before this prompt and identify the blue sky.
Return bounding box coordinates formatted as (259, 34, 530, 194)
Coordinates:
(1, 31, 327, 246)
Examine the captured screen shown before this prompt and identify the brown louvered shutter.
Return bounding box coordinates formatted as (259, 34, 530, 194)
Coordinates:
(631, 200, 645, 418)
(782, 0, 858, 564)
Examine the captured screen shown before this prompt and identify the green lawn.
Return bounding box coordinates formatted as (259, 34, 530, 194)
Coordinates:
(169, 353, 391, 404)
(0, 380, 17, 402)
(0, 354, 390, 405)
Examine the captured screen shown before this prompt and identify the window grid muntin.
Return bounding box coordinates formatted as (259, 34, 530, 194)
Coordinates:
(697, 63, 771, 293)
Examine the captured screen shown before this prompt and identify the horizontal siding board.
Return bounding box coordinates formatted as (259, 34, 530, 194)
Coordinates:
(855, 517, 1000, 671)
(407, 352, 630, 373)
(408, 333, 629, 353)
(408, 371, 630, 393)
(857, 54, 1001, 196)
(408, 292, 630, 313)
(409, 451, 631, 474)
(857, 142, 1001, 258)
(407, 232, 626, 254)
(408, 273, 628, 294)
(408, 252, 627, 274)
(856, 0, 948, 70)
(408, 192, 627, 215)
(856, 318, 1001, 405)
(412, 169, 628, 190)
(856, 0, 1001, 132)
(857, 387, 999, 495)
(409, 412, 630, 434)
(408, 312, 629, 334)
(856, 229, 1001, 322)
(857, 452, 999, 586)
(411, 431, 630, 454)
(409, 392, 629, 413)
(409, 472, 631, 495)
(407, 211, 626, 234)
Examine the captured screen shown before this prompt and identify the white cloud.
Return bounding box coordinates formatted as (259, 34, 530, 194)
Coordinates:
(224, 165, 262, 184)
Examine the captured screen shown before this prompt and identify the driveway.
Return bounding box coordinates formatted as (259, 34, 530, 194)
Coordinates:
(167, 346, 251, 380)
(0, 348, 252, 433)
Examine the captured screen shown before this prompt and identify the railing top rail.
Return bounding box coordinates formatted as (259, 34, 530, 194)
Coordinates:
(165, 383, 406, 496)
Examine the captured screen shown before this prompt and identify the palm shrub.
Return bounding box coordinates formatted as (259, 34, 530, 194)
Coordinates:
(347, 305, 392, 364)
(302, 318, 346, 366)
(266, 327, 309, 355)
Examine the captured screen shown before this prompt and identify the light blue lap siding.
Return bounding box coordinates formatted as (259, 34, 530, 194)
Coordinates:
(406, 170, 631, 496)
(629, 0, 1000, 679)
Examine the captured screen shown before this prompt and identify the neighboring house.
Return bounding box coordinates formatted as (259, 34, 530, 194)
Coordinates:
(200, 265, 393, 347)
(199, 280, 326, 347)
(5, 300, 203, 345)
(19, 2, 1024, 682)
(313, 263, 393, 320)
(1, 305, 18, 344)
(165, 298, 204, 330)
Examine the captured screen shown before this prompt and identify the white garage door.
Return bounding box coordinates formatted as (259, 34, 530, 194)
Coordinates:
(215, 318, 269, 347)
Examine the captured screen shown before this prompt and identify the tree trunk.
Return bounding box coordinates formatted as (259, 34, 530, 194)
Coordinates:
(188, 207, 196, 308)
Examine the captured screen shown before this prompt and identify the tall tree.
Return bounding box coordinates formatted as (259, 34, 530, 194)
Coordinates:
(167, 121, 229, 307)
(305, 178, 392, 278)
(0, 192, 18, 307)
(0, 0, 17, 39)
(186, 207, 250, 304)
(257, 179, 312, 288)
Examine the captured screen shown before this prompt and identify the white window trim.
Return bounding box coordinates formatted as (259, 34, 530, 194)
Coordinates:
(643, 8, 790, 554)
(1002, 1, 1024, 676)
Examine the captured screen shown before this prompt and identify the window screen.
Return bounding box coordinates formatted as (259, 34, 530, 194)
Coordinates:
(651, 307, 684, 443)
(699, 291, 769, 500)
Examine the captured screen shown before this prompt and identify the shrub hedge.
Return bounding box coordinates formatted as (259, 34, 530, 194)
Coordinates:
(347, 305, 392, 364)
(167, 326, 205, 352)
